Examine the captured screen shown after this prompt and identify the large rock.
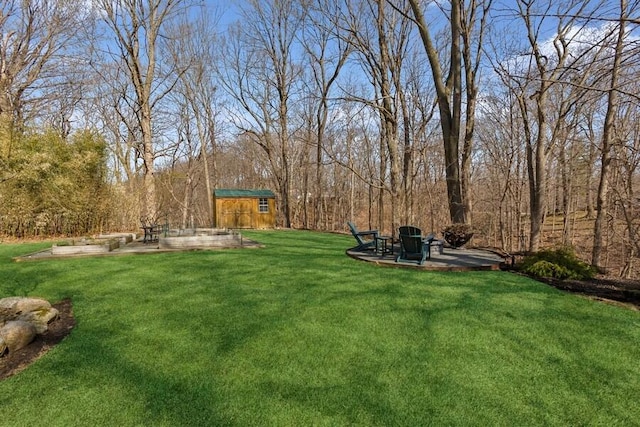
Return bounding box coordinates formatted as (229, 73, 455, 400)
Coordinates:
(0, 320, 37, 353)
(0, 297, 59, 355)
(0, 297, 52, 317)
(17, 307, 59, 334)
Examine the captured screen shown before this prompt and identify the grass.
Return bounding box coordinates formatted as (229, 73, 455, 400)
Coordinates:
(1, 229, 639, 426)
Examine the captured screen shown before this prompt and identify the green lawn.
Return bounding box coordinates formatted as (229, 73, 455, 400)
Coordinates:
(1, 230, 638, 426)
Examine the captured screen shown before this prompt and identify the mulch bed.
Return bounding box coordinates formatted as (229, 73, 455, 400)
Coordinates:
(538, 275, 640, 310)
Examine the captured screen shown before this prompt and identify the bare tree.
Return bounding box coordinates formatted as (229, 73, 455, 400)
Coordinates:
(93, 0, 190, 224)
(459, 0, 492, 224)
(0, 0, 85, 125)
(218, 0, 306, 228)
(159, 102, 200, 229)
(407, 0, 491, 225)
(592, 0, 636, 271)
(337, 0, 412, 233)
(163, 11, 220, 227)
(610, 95, 640, 277)
(476, 88, 528, 252)
(300, 0, 352, 229)
(491, 0, 611, 251)
(0, 0, 86, 173)
(88, 64, 146, 229)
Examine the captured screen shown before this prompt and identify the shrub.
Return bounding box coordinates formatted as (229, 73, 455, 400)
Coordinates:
(518, 247, 596, 280)
(523, 260, 573, 280)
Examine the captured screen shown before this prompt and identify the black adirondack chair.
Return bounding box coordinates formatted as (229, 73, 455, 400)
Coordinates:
(347, 221, 379, 251)
(396, 226, 434, 265)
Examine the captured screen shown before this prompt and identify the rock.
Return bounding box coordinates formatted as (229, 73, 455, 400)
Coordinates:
(0, 320, 37, 353)
(0, 297, 60, 356)
(0, 297, 22, 310)
(17, 307, 59, 334)
(0, 297, 52, 317)
(0, 298, 21, 325)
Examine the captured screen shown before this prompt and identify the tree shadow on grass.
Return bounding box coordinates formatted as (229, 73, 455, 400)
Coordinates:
(26, 322, 231, 426)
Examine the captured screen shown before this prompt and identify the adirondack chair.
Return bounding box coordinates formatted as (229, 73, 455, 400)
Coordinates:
(347, 221, 379, 251)
(396, 226, 434, 265)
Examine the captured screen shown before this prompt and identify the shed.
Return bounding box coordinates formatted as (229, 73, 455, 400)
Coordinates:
(213, 189, 276, 229)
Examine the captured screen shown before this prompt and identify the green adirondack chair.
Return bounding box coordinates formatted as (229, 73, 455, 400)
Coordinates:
(396, 226, 434, 265)
(347, 221, 379, 251)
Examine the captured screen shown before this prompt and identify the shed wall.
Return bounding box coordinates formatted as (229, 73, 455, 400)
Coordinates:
(213, 196, 276, 229)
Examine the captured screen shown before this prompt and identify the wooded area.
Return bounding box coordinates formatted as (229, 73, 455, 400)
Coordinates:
(0, 0, 638, 276)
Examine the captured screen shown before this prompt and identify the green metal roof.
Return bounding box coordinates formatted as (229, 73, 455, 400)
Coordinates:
(214, 189, 276, 198)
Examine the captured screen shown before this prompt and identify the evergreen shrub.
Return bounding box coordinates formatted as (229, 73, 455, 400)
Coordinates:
(519, 247, 596, 280)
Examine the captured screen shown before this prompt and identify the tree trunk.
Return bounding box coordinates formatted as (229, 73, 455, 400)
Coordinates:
(279, 108, 292, 229)
(181, 170, 192, 229)
(529, 120, 547, 253)
(315, 129, 323, 230)
(141, 107, 157, 221)
(592, 0, 625, 270)
(586, 132, 596, 219)
(409, 0, 466, 225)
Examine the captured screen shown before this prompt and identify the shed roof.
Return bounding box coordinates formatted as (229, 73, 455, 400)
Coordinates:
(214, 189, 276, 198)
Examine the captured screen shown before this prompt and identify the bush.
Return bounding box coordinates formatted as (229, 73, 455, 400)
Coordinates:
(519, 247, 596, 280)
(523, 260, 574, 280)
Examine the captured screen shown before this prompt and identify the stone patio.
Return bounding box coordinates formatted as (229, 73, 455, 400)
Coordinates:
(346, 243, 507, 271)
(13, 231, 261, 261)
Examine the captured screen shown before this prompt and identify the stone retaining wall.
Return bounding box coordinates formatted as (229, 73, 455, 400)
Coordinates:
(159, 233, 242, 249)
(51, 239, 120, 255)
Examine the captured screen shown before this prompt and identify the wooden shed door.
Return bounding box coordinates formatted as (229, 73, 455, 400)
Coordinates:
(221, 199, 252, 228)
